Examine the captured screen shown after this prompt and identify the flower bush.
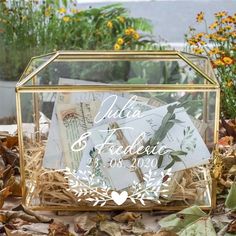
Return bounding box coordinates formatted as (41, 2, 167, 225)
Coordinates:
(186, 11, 236, 119)
(0, 0, 155, 81)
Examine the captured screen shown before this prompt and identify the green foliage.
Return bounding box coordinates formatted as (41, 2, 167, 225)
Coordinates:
(0, 1, 155, 81)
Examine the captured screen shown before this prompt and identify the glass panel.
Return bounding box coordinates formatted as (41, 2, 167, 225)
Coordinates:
(24, 59, 209, 86)
(19, 88, 216, 209)
(181, 52, 217, 83)
(19, 53, 57, 83)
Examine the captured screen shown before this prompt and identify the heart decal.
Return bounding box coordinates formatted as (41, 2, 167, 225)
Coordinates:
(111, 191, 128, 205)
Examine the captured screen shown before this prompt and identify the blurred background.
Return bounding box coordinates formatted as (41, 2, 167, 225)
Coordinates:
(0, 0, 235, 119)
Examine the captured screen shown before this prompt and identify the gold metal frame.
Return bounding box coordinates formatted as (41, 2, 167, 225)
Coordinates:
(16, 50, 220, 211)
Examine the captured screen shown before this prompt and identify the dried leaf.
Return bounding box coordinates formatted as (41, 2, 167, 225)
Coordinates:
(9, 218, 31, 227)
(227, 220, 236, 233)
(5, 227, 33, 236)
(90, 213, 110, 223)
(113, 212, 142, 223)
(178, 217, 216, 236)
(99, 221, 121, 236)
(225, 182, 236, 210)
(74, 215, 96, 234)
(12, 204, 52, 223)
(158, 206, 206, 232)
(48, 221, 70, 236)
(142, 230, 177, 236)
(5, 136, 18, 149)
(0, 187, 12, 209)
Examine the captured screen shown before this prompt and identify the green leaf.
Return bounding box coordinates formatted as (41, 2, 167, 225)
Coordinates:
(164, 160, 175, 170)
(171, 155, 182, 162)
(225, 182, 236, 210)
(179, 217, 216, 236)
(158, 205, 207, 232)
(158, 155, 164, 168)
(127, 77, 147, 84)
(170, 151, 187, 156)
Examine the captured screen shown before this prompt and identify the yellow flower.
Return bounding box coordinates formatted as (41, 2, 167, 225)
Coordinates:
(215, 11, 227, 18)
(231, 31, 236, 38)
(117, 37, 124, 45)
(209, 47, 221, 56)
(213, 59, 225, 66)
(196, 32, 205, 39)
(226, 80, 234, 87)
(222, 56, 234, 65)
(196, 12, 204, 23)
(62, 16, 70, 22)
(217, 36, 227, 42)
(222, 16, 234, 24)
(133, 32, 140, 40)
(107, 21, 113, 29)
(45, 7, 51, 17)
(71, 9, 78, 14)
(193, 47, 204, 55)
(117, 16, 125, 23)
(125, 27, 135, 36)
(114, 43, 121, 50)
(209, 21, 218, 30)
(58, 7, 66, 14)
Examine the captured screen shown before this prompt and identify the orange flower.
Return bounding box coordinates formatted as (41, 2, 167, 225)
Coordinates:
(222, 56, 234, 65)
(231, 31, 236, 38)
(215, 11, 227, 18)
(196, 12, 204, 23)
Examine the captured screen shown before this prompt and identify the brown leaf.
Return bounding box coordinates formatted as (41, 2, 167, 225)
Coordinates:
(227, 219, 236, 233)
(0, 187, 12, 209)
(9, 218, 31, 228)
(142, 230, 178, 236)
(48, 221, 70, 236)
(12, 205, 52, 223)
(99, 221, 121, 236)
(5, 136, 18, 149)
(1, 146, 19, 167)
(5, 227, 32, 236)
(90, 213, 111, 223)
(5, 176, 22, 197)
(112, 212, 142, 223)
(74, 215, 96, 234)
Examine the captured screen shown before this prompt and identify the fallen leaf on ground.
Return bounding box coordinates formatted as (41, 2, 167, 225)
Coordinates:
(225, 182, 236, 210)
(99, 220, 121, 236)
(90, 212, 110, 222)
(5, 227, 33, 236)
(142, 230, 177, 236)
(227, 219, 236, 233)
(74, 215, 96, 234)
(113, 212, 142, 223)
(48, 221, 71, 236)
(158, 206, 206, 232)
(12, 204, 52, 223)
(178, 217, 216, 236)
(0, 187, 12, 209)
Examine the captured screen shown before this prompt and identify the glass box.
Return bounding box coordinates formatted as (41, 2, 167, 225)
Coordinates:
(16, 51, 220, 211)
